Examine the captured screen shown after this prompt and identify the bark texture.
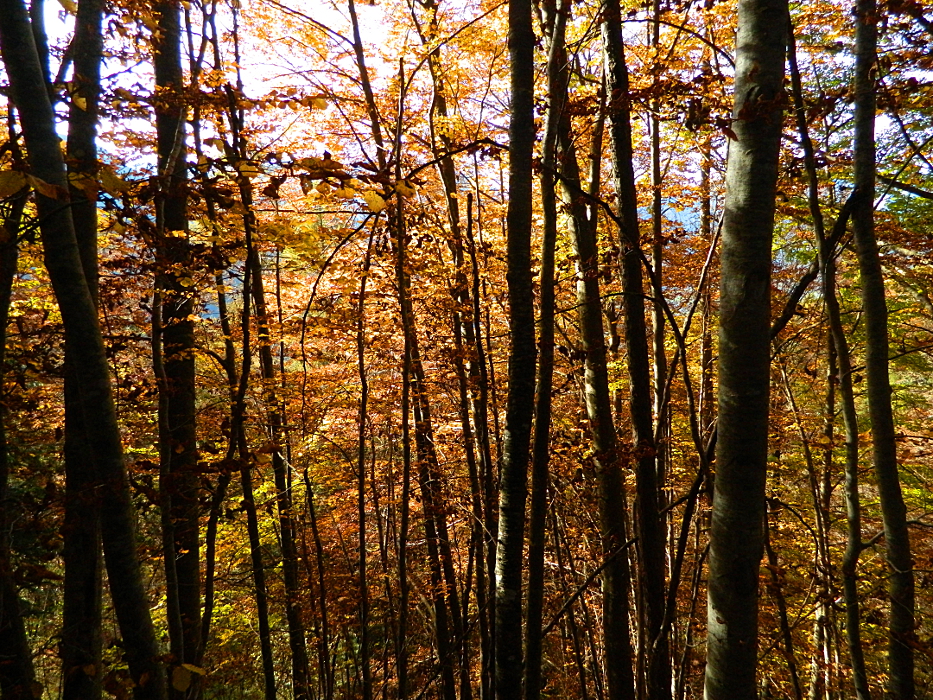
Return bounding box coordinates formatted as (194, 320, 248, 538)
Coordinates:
(153, 4, 201, 689)
(494, 0, 536, 696)
(851, 0, 915, 695)
(704, 0, 786, 696)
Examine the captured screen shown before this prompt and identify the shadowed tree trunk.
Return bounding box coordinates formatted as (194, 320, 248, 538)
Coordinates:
(600, 1, 656, 698)
(495, 0, 536, 695)
(0, 2, 168, 698)
(851, 0, 915, 696)
(61, 0, 105, 697)
(152, 3, 202, 691)
(703, 0, 786, 695)
(524, 1, 566, 698)
(0, 184, 35, 700)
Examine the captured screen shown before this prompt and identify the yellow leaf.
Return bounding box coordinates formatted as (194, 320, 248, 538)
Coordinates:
(181, 664, 205, 675)
(57, 0, 76, 12)
(99, 167, 132, 195)
(0, 171, 27, 199)
(361, 190, 386, 213)
(68, 171, 97, 200)
(27, 174, 65, 199)
(310, 97, 327, 109)
(172, 666, 192, 692)
(315, 181, 331, 195)
(73, 95, 87, 111)
(396, 180, 417, 198)
(237, 161, 261, 179)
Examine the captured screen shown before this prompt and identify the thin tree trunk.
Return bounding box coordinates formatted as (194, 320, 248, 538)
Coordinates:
(495, 0, 536, 695)
(763, 510, 803, 700)
(600, 1, 655, 698)
(396, 221, 458, 700)
(786, 25, 871, 699)
(851, 1, 915, 695)
(412, 6, 486, 690)
(303, 473, 334, 700)
(228, 228, 276, 700)
(0, 186, 35, 700)
(524, 1, 566, 697)
(464, 194, 498, 700)
(356, 234, 374, 700)
(703, 0, 786, 695)
(246, 229, 312, 700)
(647, 8, 672, 692)
(396, 263, 412, 700)
(0, 2, 168, 696)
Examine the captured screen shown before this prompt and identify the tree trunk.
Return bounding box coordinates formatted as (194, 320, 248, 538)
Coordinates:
(704, 0, 786, 695)
(495, 0, 536, 695)
(355, 234, 374, 700)
(851, 1, 915, 696)
(0, 189, 36, 700)
(0, 3, 167, 697)
(600, 1, 657, 698)
(245, 211, 312, 700)
(524, 1, 566, 698)
(786, 25, 871, 698)
(153, 4, 201, 690)
(61, 0, 105, 697)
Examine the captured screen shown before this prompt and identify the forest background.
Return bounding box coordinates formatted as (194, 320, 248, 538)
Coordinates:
(0, 0, 931, 698)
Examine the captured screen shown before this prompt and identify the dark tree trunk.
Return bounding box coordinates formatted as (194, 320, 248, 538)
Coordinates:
(61, 0, 105, 697)
(394, 207, 461, 700)
(0, 2, 167, 697)
(153, 4, 201, 691)
(244, 208, 312, 700)
(0, 190, 36, 700)
(524, 1, 566, 698)
(703, 0, 786, 696)
(600, 1, 657, 698)
(647, 7, 671, 693)
(494, 0, 536, 696)
(851, 1, 915, 696)
(355, 235, 374, 700)
(556, 63, 635, 700)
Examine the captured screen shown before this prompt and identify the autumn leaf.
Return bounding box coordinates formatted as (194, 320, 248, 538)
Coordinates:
(98, 167, 132, 195)
(172, 666, 192, 692)
(395, 180, 417, 198)
(0, 170, 27, 199)
(362, 190, 386, 213)
(26, 174, 66, 199)
(237, 161, 262, 179)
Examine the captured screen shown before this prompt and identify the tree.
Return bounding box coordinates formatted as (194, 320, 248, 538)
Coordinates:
(61, 0, 105, 697)
(851, 0, 916, 695)
(704, 0, 787, 697)
(495, 0, 537, 696)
